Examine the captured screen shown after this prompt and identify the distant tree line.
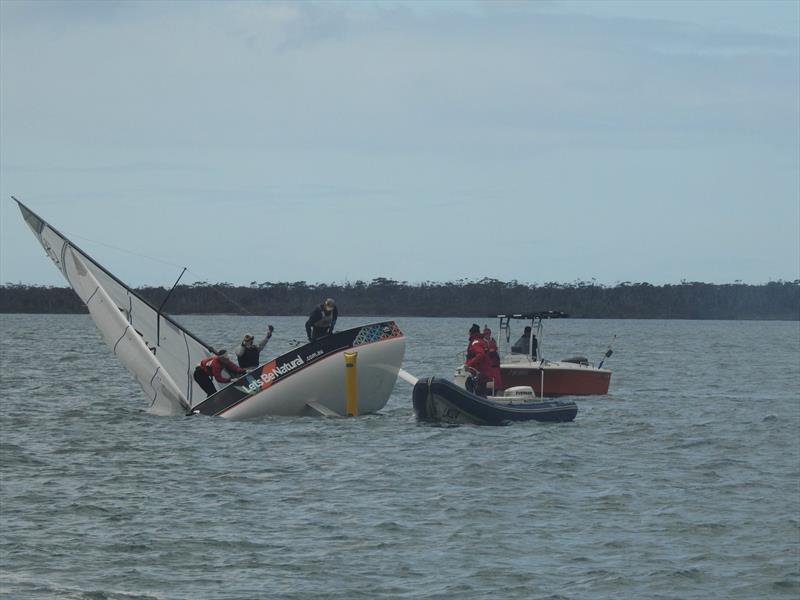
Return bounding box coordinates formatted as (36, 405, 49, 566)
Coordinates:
(1, 279, 798, 320)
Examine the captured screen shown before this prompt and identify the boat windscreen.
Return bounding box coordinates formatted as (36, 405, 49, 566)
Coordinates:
(491, 311, 569, 320)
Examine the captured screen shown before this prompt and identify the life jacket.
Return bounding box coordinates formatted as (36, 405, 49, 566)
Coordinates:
(466, 338, 490, 373)
(198, 356, 216, 375)
(198, 355, 242, 382)
(466, 333, 488, 360)
(307, 304, 337, 339)
(314, 308, 334, 329)
(486, 338, 501, 368)
(238, 346, 260, 368)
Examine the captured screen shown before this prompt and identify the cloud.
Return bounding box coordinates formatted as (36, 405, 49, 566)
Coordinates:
(1, 1, 797, 285)
(2, 1, 796, 157)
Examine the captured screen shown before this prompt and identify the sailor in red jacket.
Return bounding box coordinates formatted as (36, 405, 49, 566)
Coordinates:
(464, 324, 495, 396)
(483, 325, 503, 393)
(193, 350, 247, 397)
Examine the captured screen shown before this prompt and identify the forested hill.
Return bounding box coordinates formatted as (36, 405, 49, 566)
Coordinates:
(1, 279, 798, 320)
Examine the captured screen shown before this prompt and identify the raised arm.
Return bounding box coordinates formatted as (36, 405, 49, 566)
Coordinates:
(256, 325, 274, 351)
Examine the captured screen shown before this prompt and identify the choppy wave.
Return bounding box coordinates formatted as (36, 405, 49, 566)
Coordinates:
(1, 316, 798, 599)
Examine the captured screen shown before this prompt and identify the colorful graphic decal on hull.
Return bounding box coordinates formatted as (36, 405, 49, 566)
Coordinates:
(353, 322, 402, 346)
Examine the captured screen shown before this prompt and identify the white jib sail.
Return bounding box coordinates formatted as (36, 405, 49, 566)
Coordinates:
(66, 248, 189, 416)
(16, 199, 213, 407)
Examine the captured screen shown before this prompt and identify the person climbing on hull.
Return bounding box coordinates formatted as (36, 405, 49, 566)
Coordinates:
(305, 298, 338, 341)
(194, 350, 247, 397)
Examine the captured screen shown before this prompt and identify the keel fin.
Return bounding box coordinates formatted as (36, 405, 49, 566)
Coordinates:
(305, 401, 342, 418)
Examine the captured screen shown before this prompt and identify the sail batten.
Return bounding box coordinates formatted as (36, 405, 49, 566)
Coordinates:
(14, 197, 214, 406)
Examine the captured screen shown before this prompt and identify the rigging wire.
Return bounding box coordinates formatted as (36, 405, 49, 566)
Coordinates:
(65, 231, 187, 270)
(184, 267, 257, 316)
(65, 231, 259, 316)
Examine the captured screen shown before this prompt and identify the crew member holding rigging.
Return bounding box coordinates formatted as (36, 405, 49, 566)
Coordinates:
(305, 298, 338, 341)
(194, 350, 247, 397)
(236, 325, 274, 368)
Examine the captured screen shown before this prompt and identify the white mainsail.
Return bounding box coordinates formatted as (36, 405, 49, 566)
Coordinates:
(66, 248, 189, 415)
(16, 199, 214, 408)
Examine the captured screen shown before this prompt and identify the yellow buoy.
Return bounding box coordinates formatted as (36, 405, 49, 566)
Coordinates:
(344, 351, 358, 416)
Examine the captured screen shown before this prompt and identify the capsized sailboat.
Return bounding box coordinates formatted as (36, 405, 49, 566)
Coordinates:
(15, 198, 406, 419)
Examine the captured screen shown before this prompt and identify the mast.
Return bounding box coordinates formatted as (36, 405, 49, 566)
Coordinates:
(157, 267, 187, 347)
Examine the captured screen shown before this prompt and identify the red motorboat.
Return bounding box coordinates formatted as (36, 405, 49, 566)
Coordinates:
(456, 312, 613, 398)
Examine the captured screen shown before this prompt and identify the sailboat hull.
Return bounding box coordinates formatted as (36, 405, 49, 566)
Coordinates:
(192, 322, 406, 419)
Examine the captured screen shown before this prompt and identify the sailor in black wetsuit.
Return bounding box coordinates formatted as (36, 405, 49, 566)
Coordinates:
(235, 325, 273, 369)
(305, 298, 338, 341)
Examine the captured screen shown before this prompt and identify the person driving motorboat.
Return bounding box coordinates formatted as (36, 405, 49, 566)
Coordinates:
(511, 325, 538, 358)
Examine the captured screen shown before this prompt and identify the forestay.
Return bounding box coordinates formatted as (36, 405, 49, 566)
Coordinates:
(16, 199, 214, 408)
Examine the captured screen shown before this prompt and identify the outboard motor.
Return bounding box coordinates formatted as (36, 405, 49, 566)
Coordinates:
(503, 386, 535, 402)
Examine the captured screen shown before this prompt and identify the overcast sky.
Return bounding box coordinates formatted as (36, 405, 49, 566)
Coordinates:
(1, 0, 798, 288)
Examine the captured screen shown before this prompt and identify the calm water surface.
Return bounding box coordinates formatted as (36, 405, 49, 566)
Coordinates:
(1, 315, 798, 599)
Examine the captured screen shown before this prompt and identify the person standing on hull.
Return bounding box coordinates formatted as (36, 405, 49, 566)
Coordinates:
(305, 298, 338, 342)
(236, 325, 274, 369)
(193, 350, 247, 397)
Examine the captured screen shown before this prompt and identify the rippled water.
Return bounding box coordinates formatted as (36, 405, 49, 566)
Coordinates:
(1, 314, 798, 599)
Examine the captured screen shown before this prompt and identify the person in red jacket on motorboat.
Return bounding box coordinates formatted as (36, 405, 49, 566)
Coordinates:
(193, 350, 247, 397)
(483, 325, 503, 394)
(464, 323, 497, 396)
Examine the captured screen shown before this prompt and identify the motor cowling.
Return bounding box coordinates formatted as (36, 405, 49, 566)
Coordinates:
(504, 386, 535, 398)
